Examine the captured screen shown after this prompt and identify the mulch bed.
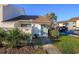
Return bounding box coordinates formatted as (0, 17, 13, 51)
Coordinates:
(0, 45, 46, 54)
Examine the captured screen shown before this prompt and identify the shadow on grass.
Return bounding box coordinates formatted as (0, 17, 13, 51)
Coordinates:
(51, 34, 69, 44)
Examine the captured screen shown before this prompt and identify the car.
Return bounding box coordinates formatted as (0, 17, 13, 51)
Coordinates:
(73, 31, 79, 35)
(59, 26, 68, 32)
(58, 26, 69, 35)
(72, 27, 79, 35)
(74, 27, 79, 31)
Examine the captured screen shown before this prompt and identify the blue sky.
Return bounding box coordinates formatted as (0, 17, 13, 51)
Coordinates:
(15, 4, 79, 21)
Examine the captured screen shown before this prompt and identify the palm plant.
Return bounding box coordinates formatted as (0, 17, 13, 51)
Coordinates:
(0, 28, 7, 44)
(2, 28, 19, 48)
(2, 28, 30, 48)
(46, 13, 57, 28)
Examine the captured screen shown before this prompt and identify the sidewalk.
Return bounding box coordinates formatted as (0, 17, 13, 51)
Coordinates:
(42, 44, 61, 54)
(69, 34, 79, 38)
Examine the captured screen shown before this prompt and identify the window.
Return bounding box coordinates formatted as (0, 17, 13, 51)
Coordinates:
(73, 22, 76, 25)
(21, 24, 31, 27)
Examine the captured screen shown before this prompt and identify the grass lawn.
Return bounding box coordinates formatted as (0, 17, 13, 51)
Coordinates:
(53, 35, 79, 54)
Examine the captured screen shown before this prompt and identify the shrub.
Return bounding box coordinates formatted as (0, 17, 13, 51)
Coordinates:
(2, 28, 31, 48)
(50, 29, 59, 36)
(0, 28, 7, 44)
(48, 28, 59, 40)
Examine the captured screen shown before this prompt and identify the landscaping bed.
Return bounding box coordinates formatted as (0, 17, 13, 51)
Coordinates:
(53, 35, 79, 54)
(0, 45, 47, 54)
(0, 28, 47, 54)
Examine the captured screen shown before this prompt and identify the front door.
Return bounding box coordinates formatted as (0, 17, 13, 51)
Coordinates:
(41, 25, 48, 37)
(32, 24, 41, 36)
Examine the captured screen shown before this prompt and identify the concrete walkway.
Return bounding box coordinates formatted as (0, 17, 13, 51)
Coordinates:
(39, 37, 61, 54)
(42, 44, 61, 54)
(69, 34, 79, 37)
(41, 38, 61, 54)
(33, 37, 61, 54)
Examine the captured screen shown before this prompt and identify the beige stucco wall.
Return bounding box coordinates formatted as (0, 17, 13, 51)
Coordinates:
(58, 23, 64, 27)
(0, 21, 32, 34)
(68, 26, 74, 30)
(68, 20, 79, 30)
(15, 20, 32, 27)
(0, 21, 16, 28)
(76, 20, 79, 27)
(15, 20, 32, 34)
(0, 5, 3, 22)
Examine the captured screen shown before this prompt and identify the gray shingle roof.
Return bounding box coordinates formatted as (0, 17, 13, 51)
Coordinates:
(3, 15, 39, 22)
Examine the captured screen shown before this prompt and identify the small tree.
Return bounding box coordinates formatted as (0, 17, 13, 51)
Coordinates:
(46, 13, 59, 40)
(46, 13, 57, 28)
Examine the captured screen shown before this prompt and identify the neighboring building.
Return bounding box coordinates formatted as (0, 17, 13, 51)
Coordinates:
(67, 17, 79, 30)
(58, 21, 67, 27)
(0, 4, 51, 37)
(58, 17, 79, 30)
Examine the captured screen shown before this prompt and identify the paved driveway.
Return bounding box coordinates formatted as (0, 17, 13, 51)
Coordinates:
(39, 37, 52, 44)
(32, 37, 52, 45)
